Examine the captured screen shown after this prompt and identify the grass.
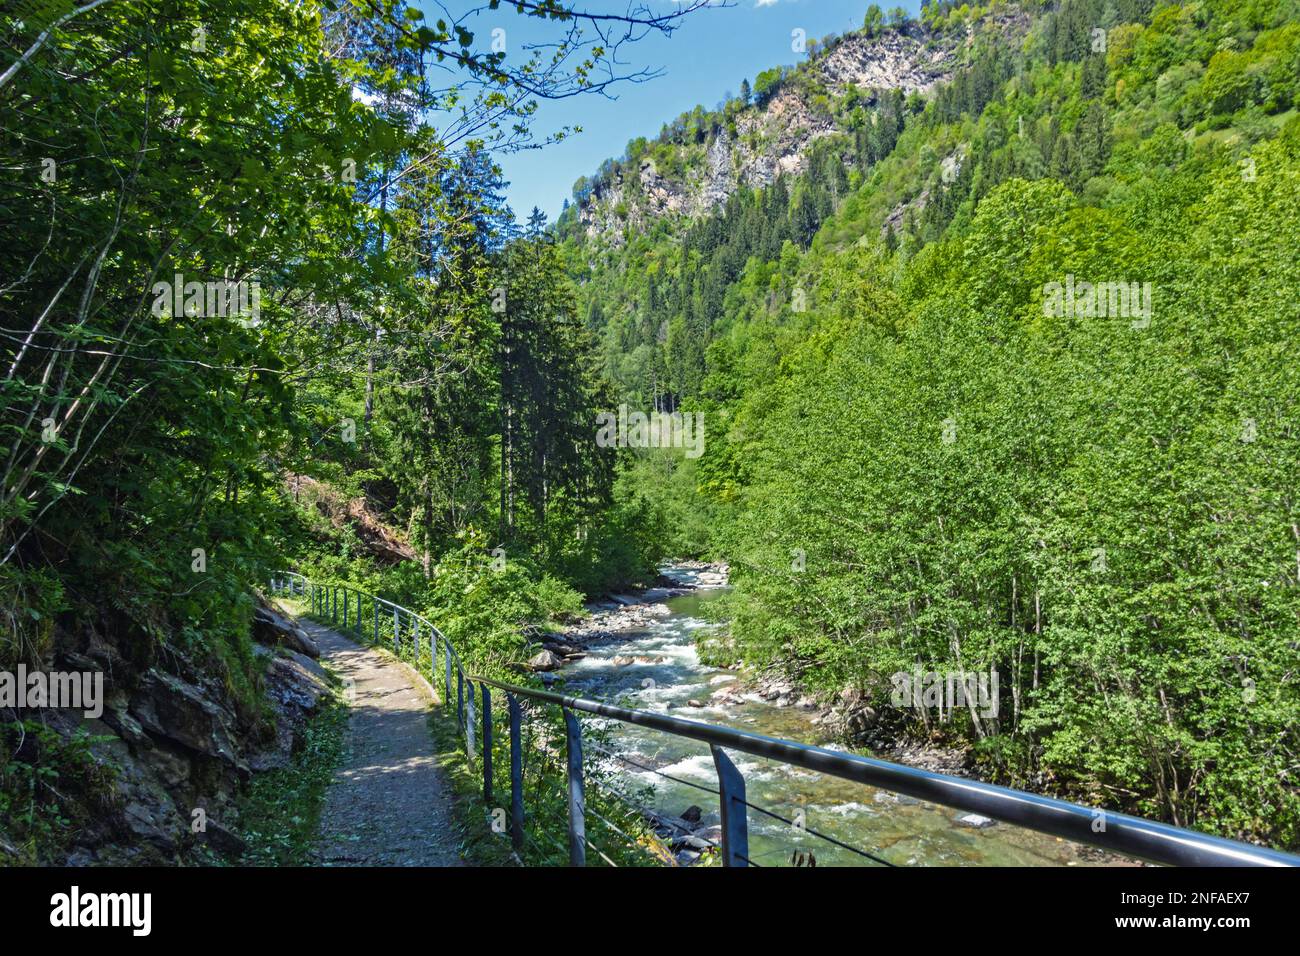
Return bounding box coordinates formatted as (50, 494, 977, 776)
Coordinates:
(0, 722, 118, 865)
(424, 703, 519, 866)
(216, 672, 349, 866)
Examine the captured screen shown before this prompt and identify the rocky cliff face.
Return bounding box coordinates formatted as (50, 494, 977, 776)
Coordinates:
(3, 596, 330, 864)
(576, 29, 954, 242)
(574, 14, 1029, 243)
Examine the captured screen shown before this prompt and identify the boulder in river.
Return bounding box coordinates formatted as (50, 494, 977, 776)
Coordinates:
(527, 649, 565, 672)
(541, 641, 581, 657)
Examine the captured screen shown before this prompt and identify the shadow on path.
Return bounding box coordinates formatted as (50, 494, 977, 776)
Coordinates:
(295, 616, 464, 866)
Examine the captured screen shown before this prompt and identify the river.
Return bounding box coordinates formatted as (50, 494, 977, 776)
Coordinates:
(559, 564, 1117, 866)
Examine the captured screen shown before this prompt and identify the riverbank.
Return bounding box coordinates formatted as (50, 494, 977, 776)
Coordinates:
(542, 561, 1132, 866)
(526, 561, 728, 672)
(545, 562, 974, 778)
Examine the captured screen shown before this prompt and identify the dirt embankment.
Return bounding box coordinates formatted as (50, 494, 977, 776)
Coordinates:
(285, 473, 416, 565)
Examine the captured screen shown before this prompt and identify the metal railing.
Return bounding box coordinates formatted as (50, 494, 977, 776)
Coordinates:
(270, 572, 474, 747)
(269, 572, 1300, 868)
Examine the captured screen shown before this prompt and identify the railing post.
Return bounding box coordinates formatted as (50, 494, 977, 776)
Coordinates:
(563, 708, 586, 867)
(711, 745, 749, 868)
(465, 679, 476, 757)
(444, 645, 453, 707)
(481, 684, 493, 803)
(507, 693, 524, 855)
(342, 589, 348, 628)
(372, 599, 379, 644)
(331, 586, 337, 622)
(393, 607, 401, 654)
(457, 668, 464, 726)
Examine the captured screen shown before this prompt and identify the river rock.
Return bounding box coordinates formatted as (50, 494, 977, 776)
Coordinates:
(760, 681, 794, 701)
(527, 649, 565, 672)
(846, 705, 878, 734)
(840, 685, 865, 707)
(956, 813, 996, 829)
(672, 834, 714, 852)
(681, 805, 703, 824)
(695, 824, 723, 844)
(541, 641, 581, 657)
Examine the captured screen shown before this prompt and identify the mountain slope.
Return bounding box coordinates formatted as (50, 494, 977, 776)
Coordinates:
(557, 0, 1300, 848)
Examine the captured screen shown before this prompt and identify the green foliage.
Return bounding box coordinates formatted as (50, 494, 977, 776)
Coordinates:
(716, 126, 1300, 847)
(0, 723, 118, 865)
(0, 0, 701, 866)
(0, 566, 65, 669)
(559, 0, 1300, 849)
(225, 681, 348, 866)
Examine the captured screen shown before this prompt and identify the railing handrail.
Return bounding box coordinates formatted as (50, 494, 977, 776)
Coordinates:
(270, 570, 464, 669)
(269, 571, 1300, 868)
(471, 675, 1299, 868)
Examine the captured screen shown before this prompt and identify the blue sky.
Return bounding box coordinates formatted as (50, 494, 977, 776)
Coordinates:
(417, 1, 921, 224)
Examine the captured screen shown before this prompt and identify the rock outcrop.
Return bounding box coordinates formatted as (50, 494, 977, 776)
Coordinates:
(5, 597, 332, 865)
(574, 14, 1030, 244)
(252, 595, 321, 658)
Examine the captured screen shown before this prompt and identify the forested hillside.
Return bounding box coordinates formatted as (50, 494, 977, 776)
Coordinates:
(4, 0, 1298, 865)
(559, 0, 1300, 847)
(0, 0, 689, 863)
